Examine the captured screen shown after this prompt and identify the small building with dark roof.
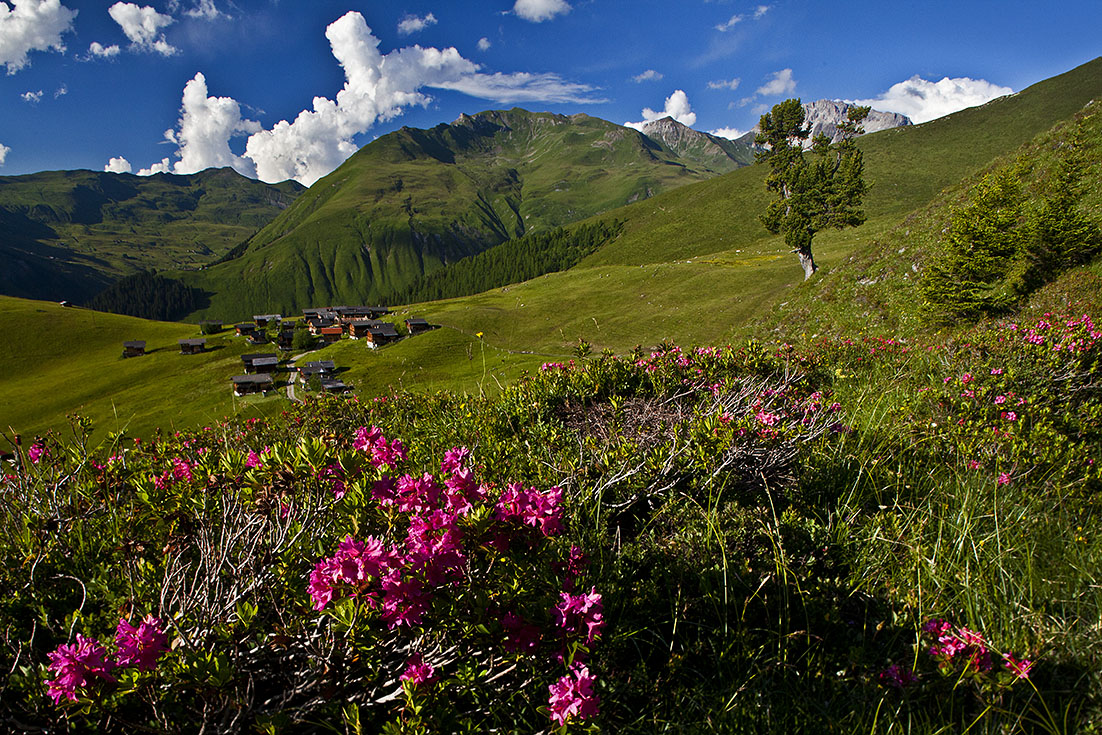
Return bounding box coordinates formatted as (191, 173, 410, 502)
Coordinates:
(405, 317, 432, 335)
(253, 314, 282, 328)
(242, 353, 278, 373)
(232, 373, 273, 396)
(277, 329, 296, 350)
(366, 322, 400, 348)
(122, 340, 146, 358)
(348, 320, 378, 339)
(235, 323, 257, 337)
(178, 338, 206, 355)
(319, 377, 350, 393)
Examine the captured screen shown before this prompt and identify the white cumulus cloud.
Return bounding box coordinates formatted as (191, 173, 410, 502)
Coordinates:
(633, 69, 662, 83)
(755, 68, 795, 96)
(159, 71, 260, 177)
(710, 126, 746, 140)
(108, 2, 177, 55)
(87, 41, 120, 58)
(21, 88, 42, 102)
(105, 156, 132, 173)
(753, 5, 770, 19)
(144, 11, 602, 186)
(0, 0, 77, 74)
(0, 142, 10, 164)
(625, 89, 697, 131)
(477, 36, 491, 51)
(397, 12, 436, 35)
(513, 0, 570, 23)
(852, 75, 1013, 124)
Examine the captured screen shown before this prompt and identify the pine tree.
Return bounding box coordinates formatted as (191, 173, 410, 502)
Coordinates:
(756, 99, 870, 280)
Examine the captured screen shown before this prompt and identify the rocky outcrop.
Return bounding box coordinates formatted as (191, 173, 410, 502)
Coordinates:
(801, 99, 911, 143)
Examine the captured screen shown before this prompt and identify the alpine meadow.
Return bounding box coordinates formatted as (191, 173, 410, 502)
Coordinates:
(2, 18, 1102, 733)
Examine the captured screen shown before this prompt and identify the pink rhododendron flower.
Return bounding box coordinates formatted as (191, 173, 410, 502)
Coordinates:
(440, 446, 471, 474)
(1002, 653, 1034, 679)
(46, 634, 116, 705)
(495, 483, 564, 537)
(547, 663, 600, 727)
(114, 615, 168, 672)
(245, 451, 262, 468)
(28, 441, 47, 464)
(553, 588, 605, 645)
(400, 653, 438, 687)
(997, 472, 1011, 486)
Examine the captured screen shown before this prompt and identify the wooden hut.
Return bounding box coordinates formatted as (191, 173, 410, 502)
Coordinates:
(122, 340, 146, 358)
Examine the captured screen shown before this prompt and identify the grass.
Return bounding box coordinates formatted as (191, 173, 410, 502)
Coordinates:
(0, 296, 290, 444)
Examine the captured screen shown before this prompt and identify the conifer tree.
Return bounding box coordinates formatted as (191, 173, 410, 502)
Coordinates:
(756, 99, 870, 279)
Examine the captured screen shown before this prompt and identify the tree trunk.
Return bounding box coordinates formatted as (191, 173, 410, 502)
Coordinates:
(796, 247, 817, 280)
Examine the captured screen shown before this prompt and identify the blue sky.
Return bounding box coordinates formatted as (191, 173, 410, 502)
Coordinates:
(1, 0, 1099, 184)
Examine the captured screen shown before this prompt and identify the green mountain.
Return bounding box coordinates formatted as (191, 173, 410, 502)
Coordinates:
(177, 108, 754, 320)
(0, 167, 303, 303)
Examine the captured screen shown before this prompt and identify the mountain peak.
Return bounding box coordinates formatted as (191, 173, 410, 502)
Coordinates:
(801, 99, 912, 142)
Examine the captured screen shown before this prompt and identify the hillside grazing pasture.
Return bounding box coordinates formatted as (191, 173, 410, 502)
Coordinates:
(0, 297, 288, 443)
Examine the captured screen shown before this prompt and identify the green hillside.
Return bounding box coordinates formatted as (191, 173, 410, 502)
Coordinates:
(0, 296, 288, 443)
(178, 109, 754, 320)
(0, 168, 303, 303)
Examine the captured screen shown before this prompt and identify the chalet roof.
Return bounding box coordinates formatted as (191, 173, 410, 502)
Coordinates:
(319, 378, 349, 391)
(369, 323, 399, 337)
(232, 373, 273, 385)
(253, 314, 282, 321)
(242, 353, 278, 364)
(123, 340, 146, 349)
(405, 317, 430, 326)
(348, 319, 381, 328)
(178, 338, 206, 346)
(301, 359, 336, 371)
(320, 326, 344, 335)
(251, 357, 279, 368)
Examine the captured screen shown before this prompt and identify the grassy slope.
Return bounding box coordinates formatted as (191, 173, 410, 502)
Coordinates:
(0, 296, 288, 443)
(4, 58, 1101, 440)
(179, 110, 751, 320)
(0, 168, 302, 302)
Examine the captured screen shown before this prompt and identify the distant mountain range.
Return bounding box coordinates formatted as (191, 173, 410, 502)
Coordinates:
(735, 99, 912, 147)
(173, 108, 758, 319)
(0, 168, 302, 302)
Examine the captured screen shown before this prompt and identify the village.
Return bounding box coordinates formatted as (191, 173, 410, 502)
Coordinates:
(121, 306, 435, 399)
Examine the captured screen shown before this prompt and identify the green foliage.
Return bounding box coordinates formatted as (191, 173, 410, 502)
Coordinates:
(85, 271, 211, 321)
(387, 221, 623, 305)
(922, 110, 1102, 323)
(291, 327, 316, 351)
(756, 99, 870, 279)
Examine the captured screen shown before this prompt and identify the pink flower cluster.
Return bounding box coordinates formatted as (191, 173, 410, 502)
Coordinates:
(153, 457, 194, 490)
(46, 615, 168, 705)
(353, 425, 407, 469)
(552, 588, 605, 646)
(28, 440, 47, 464)
(547, 662, 600, 727)
(495, 483, 564, 538)
(922, 619, 1032, 679)
(400, 652, 438, 687)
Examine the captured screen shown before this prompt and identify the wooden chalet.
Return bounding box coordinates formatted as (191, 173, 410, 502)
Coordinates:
(253, 314, 282, 328)
(333, 305, 388, 323)
(122, 340, 146, 358)
(277, 329, 296, 350)
(178, 338, 206, 355)
(366, 322, 400, 348)
(232, 374, 273, 396)
(235, 322, 257, 337)
(319, 326, 344, 344)
(319, 377, 350, 393)
(297, 360, 336, 384)
(242, 353, 279, 373)
(405, 317, 432, 335)
(348, 320, 377, 339)
(306, 316, 336, 335)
